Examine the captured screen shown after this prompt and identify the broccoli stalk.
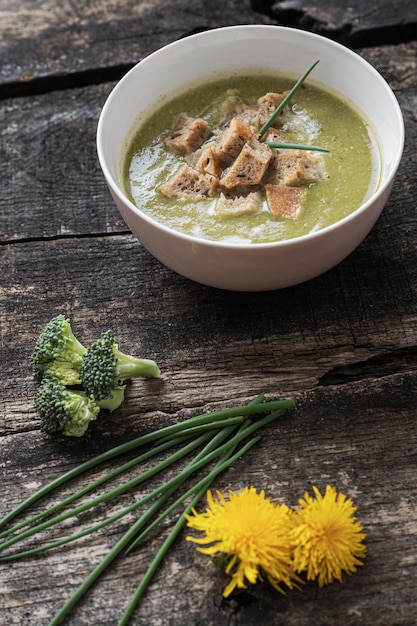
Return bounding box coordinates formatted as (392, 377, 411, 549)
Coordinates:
(36, 377, 100, 437)
(80, 330, 160, 412)
(31, 315, 87, 385)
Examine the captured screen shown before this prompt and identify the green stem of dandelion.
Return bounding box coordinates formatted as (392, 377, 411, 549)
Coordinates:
(0, 397, 292, 531)
(258, 59, 320, 140)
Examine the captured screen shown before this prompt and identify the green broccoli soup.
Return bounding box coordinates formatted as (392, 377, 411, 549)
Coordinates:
(122, 71, 380, 244)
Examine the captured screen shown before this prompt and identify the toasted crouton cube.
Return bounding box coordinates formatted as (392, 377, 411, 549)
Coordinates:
(216, 89, 254, 125)
(266, 149, 324, 186)
(220, 136, 272, 190)
(265, 184, 306, 219)
(164, 113, 211, 155)
(193, 144, 224, 178)
(157, 164, 218, 199)
(215, 117, 254, 167)
(235, 105, 262, 128)
(216, 192, 262, 218)
(257, 92, 289, 126)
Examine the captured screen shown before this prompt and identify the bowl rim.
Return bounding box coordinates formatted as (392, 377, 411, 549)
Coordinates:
(97, 24, 405, 251)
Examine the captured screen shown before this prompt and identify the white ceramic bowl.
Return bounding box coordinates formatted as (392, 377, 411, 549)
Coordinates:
(97, 25, 404, 291)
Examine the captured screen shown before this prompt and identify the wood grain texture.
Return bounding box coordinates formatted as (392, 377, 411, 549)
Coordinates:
(1, 0, 417, 623)
(1, 374, 417, 625)
(0, 0, 265, 86)
(256, 0, 417, 46)
(0, 83, 123, 241)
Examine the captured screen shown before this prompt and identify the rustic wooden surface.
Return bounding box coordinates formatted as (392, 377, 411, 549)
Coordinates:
(1, 1, 417, 625)
(254, 0, 417, 46)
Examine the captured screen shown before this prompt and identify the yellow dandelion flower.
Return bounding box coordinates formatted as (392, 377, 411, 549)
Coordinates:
(185, 486, 301, 597)
(291, 485, 367, 587)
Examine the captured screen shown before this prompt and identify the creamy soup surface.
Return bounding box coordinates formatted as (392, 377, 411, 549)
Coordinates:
(122, 71, 380, 244)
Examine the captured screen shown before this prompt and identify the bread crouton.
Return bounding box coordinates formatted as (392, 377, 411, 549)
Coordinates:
(157, 164, 218, 199)
(193, 144, 224, 178)
(215, 117, 254, 167)
(265, 184, 306, 219)
(235, 105, 262, 128)
(216, 192, 262, 218)
(266, 149, 324, 186)
(258, 92, 289, 125)
(220, 136, 272, 190)
(164, 113, 211, 155)
(216, 89, 253, 125)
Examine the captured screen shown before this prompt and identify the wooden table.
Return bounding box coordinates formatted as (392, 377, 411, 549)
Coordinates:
(1, 1, 416, 624)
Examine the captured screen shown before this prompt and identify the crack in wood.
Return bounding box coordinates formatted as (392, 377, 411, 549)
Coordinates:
(317, 346, 417, 386)
(0, 63, 135, 101)
(251, 0, 417, 48)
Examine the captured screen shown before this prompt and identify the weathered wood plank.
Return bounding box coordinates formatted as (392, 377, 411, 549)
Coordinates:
(1, 225, 417, 439)
(0, 0, 266, 87)
(1, 3, 417, 622)
(1, 42, 416, 243)
(0, 82, 124, 242)
(1, 0, 415, 90)
(257, 0, 417, 46)
(1, 373, 417, 625)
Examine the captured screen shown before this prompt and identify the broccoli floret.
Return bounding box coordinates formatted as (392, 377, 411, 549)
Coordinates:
(95, 386, 126, 412)
(80, 330, 160, 410)
(35, 377, 100, 437)
(31, 315, 86, 385)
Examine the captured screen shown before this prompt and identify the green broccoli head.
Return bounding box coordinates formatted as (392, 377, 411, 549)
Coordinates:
(31, 315, 87, 385)
(35, 377, 100, 437)
(80, 330, 160, 405)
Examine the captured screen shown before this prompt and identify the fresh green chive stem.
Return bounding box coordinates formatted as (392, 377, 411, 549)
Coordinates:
(118, 436, 261, 626)
(0, 421, 244, 559)
(47, 503, 162, 625)
(0, 416, 247, 541)
(48, 431, 261, 626)
(123, 424, 243, 555)
(258, 59, 320, 140)
(0, 432, 206, 541)
(117, 493, 202, 626)
(0, 394, 294, 625)
(119, 409, 288, 545)
(46, 428, 249, 625)
(123, 421, 247, 554)
(0, 397, 289, 530)
(125, 429, 257, 555)
(264, 141, 330, 153)
(0, 431, 216, 553)
(0, 476, 187, 561)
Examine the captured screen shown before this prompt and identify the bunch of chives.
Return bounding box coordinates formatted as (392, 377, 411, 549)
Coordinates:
(0, 395, 295, 625)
